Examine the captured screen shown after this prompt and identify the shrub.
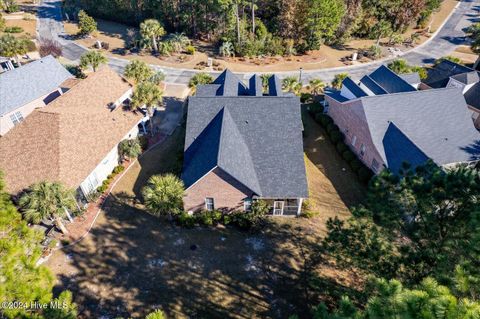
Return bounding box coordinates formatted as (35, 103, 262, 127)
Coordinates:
(64, 64, 86, 79)
(185, 45, 195, 55)
(4, 26, 23, 33)
(300, 93, 313, 103)
(302, 210, 319, 218)
(101, 42, 110, 50)
(39, 38, 62, 58)
(23, 38, 36, 52)
(336, 142, 348, 154)
(350, 159, 363, 172)
(329, 130, 344, 143)
(118, 138, 142, 160)
(177, 211, 196, 228)
(318, 114, 333, 127)
(342, 150, 355, 162)
(358, 167, 373, 183)
(309, 102, 324, 115)
(78, 10, 97, 36)
(113, 165, 125, 174)
(138, 135, 149, 150)
(326, 123, 339, 134)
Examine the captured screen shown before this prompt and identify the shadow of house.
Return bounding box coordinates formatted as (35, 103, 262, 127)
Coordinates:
(52, 192, 358, 318)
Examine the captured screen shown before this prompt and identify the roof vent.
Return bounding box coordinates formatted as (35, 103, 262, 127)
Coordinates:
(245, 120, 249, 124)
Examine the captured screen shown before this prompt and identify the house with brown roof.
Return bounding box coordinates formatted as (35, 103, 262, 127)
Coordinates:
(0, 56, 74, 136)
(0, 66, 145, 200)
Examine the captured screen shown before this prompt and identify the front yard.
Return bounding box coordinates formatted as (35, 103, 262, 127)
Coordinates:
(45, 107, 366, 318)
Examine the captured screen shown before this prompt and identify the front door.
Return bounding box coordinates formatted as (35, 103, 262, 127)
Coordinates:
(273, 201, 284, 215)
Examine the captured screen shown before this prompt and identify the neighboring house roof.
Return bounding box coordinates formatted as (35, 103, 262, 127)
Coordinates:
(0, 67, 142, 194)
(359, 75, 388, 95)
(342, 77, 368, 97)
(424, 60, 474, 88)
(361, 88, 480, 172)
(0, 55, 73, 117)
(450, 71, 480, 85)
(464, 82, 480, 110)
(183, 71, 307, 198)
(368, 65, 416, 93)
(399, 72, 421, 85)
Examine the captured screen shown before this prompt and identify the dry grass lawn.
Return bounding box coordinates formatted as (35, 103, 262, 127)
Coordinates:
(1, 18, 36, 39)
(45, 109, 367, 318)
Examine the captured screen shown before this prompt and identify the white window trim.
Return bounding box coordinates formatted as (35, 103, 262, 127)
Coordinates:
(10, 111, 24, 126)
(273, 201, 284, 215)
(244, 198, 252, 211)
(360, 144, 366, 157)
(205, 197, 215, 211)
(351, 135, 357, 147)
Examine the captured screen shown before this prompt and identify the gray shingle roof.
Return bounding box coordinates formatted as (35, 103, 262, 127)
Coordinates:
(424, 60, 473, 88)
(213, 69, 249, 96)
(183, 94, 308, 198)
(248, 74, 263, 96)
(450, 71, 480, 85)
(342, 77, 368, 97)
(361, 88, 480, 169)
(0, 56, 73, 116)
(464, 82, 480, 110)
(368, 65, 416, 93)
(399, 72, 421, 85)
(360, 75, 388, 95)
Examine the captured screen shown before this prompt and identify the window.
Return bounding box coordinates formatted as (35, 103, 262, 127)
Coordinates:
(372, 159, 380, 173)
(273, 201, 284, 215)
(205, 197, 215, 211)
(244, 198, 252, 211)
(351, 135, 357, 147)
(360, 144, 366, 157)
(10, 111, 24, 126)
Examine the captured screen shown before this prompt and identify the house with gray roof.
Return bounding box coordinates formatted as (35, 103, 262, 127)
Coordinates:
(0, 55, 73, 136)
(422, 60, 480, 128)
(325, 65, 480, 174)
(182, 70, 308, 216)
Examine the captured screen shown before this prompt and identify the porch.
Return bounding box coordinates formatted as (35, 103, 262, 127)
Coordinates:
(261, 198, 303, 216)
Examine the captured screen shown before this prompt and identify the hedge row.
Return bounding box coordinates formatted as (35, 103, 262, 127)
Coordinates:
(96, 165, 126, 193)
(176, 209, 265, 230)
(309, 106, 374, 184)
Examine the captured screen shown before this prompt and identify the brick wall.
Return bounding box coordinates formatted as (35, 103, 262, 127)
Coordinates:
(184, 168, 254, 212)
(325, 96, 385, 173)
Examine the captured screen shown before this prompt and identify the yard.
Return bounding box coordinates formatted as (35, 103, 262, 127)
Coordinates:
(45, 107, 367, 318)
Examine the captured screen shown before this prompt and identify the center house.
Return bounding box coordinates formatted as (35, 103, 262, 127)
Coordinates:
(182, 70, 308, 216)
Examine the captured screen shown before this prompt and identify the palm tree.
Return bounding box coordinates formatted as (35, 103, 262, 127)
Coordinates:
(332, 73, 348, 90)
(219, 41, 234, 57)
(140, 19, 165, 52)
(142, 174, 185, 219)
(282, 76, 302, 95)
(387, 59, 411, 74)
(188, 72, 214, 93)
(19, 181, 76, 234)
(79, 50, 107, 72)
(130, 81, 164, 135)
(260, 73, 272, 93)
(124, 59, 155, 84)
(308, 79, 325, 95)
(145, 310, 166, 319)
(167, 33, 190, 53)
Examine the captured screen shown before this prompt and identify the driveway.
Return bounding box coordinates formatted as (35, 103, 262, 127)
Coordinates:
(37, 0, 479, 84)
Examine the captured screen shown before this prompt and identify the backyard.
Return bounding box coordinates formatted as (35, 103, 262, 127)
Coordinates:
(45, 106, 367, 318)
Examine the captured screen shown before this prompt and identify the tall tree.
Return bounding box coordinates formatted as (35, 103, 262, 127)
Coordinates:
(307, 0, 345, 47)
(124, 59, 155, 84)
(130, 81, 164, 134)
(140, 19, 166, 52)
(19, 181, 77, 234)
(0, 34, 27, 60)
(77, 10, 97, 36)
(79, 50, 107, 72)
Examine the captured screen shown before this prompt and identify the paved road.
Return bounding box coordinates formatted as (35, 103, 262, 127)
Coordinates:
(37, 0, 480, 84)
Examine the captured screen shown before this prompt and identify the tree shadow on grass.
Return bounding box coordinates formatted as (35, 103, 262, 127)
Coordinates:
(53, 192, 362, 318)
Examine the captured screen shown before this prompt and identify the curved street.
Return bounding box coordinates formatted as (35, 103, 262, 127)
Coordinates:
(37, 0, 479, 84)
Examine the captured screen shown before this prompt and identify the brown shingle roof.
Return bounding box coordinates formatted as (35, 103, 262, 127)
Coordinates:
(0, 67, 142, 194)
